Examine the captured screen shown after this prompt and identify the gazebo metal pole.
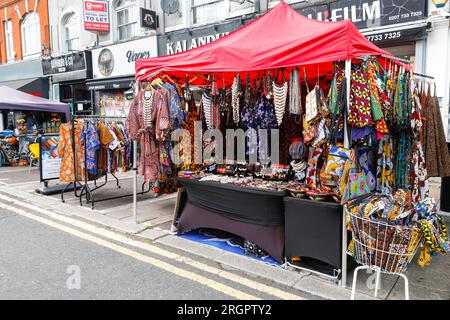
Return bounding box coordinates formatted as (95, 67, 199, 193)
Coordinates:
(340, 59, 352, 288)
(133, 140, 138, 224)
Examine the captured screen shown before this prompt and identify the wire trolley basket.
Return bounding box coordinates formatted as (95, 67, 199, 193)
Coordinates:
(347, 209, 423, 274)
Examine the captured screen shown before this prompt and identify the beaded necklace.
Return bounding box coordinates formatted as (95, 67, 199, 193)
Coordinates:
(142, 90, 153, 128)
(202, 92, 213, 130)
(273, 70, 287, 126)
(289, 67, 302, 116)
(231, 74, 241, 125)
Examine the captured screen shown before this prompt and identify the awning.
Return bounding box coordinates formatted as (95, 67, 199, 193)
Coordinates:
(0, 86, 70, 121)
(136, 2, 404, 85)
(86, 77, 135, 91)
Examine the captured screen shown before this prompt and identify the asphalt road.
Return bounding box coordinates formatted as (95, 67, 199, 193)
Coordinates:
(0, 205, 308, 300)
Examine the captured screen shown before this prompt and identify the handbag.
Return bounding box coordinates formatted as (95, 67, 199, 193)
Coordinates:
(303, 115, 317, 144)
(341, 150, 371, 204)
(323, 145, 351, 186)
(305, 146, 323, 188)
(312, 118, 329, 148)
(305, 85, 321, 124)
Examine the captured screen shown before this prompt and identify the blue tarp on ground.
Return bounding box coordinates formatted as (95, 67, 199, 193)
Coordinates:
(178, 229, 281, 267)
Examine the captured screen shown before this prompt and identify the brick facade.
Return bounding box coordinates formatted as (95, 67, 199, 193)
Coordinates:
(0, 0, 49, 64)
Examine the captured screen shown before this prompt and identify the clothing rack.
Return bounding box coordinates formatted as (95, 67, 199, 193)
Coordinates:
(380, 54, 412, 65)
(61, 115, 151, 211)
(413, 72, 435, 80)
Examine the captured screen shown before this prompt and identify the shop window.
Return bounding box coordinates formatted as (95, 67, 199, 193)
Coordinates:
(62, 13, 80, 52)
(21, 12, 42, 58)
(380, 42, 416, 69)
(115, 0, 137, 41)
(3, 20, 14, 62)
(191, 0, 254, 26)
(192, 0, 228, 25)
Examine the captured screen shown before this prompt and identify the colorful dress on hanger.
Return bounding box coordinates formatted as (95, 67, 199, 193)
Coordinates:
(84, 121, 100, 178)
(57, 120, 86, 183)
(423, 85, 450, 177)
(410, 92, 429, 201)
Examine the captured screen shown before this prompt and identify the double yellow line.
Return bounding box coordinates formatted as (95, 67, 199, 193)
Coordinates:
(0, 194, 305, 300)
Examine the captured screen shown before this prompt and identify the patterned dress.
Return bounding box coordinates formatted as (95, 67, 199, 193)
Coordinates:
(57, 121, 85, 183)
(127, 89, 171, 183)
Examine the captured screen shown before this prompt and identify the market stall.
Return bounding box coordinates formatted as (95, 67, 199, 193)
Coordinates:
(0, 86, 70, 166)
(129, 2, 449, 290)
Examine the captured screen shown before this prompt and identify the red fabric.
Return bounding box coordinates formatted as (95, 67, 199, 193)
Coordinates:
(136, 2, 403, 84)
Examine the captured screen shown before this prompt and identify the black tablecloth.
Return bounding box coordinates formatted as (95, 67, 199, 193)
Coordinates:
(283, 197, 343, 269)
(177, 201, 285, 263)
(176, 177, 287, 226)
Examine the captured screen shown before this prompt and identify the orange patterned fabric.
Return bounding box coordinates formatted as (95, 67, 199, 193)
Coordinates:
(57, 121, 85, 183)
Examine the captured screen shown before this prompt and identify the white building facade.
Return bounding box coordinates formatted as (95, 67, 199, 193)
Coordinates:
(44, 0, 450, 136)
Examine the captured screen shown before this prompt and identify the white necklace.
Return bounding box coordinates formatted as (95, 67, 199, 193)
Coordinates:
(202, 92, 213, 130)
(289, 68, 302, 115)
(142, 90, 153, 128)
(273, 80, 287, 126)
(231, 76, 241, 125)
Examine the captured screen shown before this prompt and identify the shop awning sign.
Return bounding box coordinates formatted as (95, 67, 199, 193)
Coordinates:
(42, 52, 87, 75)
(298, 0, 428, 29)
(83, 0, 110, 32)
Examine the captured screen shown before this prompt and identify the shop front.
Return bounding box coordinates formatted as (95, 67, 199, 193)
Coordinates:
(131, 2, 450, 295)
(158, 18, 252, 56)
(42, 51, 93, 115)
(86, 37, 158, 117)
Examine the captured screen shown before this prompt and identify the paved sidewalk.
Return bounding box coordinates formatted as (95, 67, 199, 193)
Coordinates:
(0, 166, 449, 300)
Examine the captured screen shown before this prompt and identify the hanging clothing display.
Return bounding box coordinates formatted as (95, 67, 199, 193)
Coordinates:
(58, 120, 85, 183)
(422, 84, 450, 177)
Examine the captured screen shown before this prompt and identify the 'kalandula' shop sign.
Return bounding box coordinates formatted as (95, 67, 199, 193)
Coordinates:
(297, 0, 427, 29)
(158, 19, 249, 56)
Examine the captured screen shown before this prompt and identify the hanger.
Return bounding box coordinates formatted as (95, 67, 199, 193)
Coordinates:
(181, 73, 208, 88)
(161, 73, 176, 84)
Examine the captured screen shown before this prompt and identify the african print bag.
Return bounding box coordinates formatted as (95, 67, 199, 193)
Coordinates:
(323, 146, 351, 186)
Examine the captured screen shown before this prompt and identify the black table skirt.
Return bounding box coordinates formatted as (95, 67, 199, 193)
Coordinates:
(176, 177, 287, 227)
(176, 177, 286, 263)
(177, 201, 285, 263)
(283, 197, 343, 269)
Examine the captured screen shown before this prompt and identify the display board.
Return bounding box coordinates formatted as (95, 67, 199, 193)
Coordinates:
(39, 134, 62, 182)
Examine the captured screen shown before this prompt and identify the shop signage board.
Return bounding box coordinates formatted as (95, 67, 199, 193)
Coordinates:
(158, 19, 245, 55)
(42, 52, 87, 75)
(83, 0, 110, 32)
(140, 8, 157, 30)
(91, 37, 158, 79)
(297, 0, 428, 29)
(365, 27, 427, 45)
(39, 134, 62, 182)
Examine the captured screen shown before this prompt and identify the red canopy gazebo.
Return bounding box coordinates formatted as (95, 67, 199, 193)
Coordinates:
(136, 2, 402, 84)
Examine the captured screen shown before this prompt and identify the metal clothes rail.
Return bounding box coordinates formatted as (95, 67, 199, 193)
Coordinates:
(60, 115, 151, 211)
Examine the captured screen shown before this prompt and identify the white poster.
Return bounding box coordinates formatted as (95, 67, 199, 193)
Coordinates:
(40, 135, 62, 181)
(91, 37, 158, 79)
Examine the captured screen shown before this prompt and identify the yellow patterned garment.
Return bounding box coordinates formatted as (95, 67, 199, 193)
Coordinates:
(57, 121, 86, 183)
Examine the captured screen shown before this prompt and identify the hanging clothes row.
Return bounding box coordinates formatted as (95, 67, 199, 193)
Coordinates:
(127, 78, 186, 193)
(57, 117, 132, 183)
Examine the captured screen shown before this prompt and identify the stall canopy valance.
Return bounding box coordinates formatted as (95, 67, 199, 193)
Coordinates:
(0, 86, 70, 121)
(136, 2, 400, 84)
